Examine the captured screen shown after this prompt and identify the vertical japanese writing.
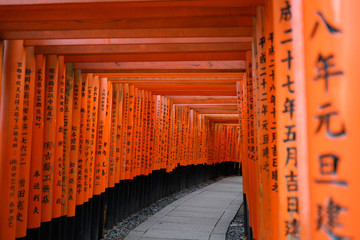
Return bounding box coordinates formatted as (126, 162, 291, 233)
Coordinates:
(303, 2, 350, 239)
(42, 55, 58, 222)
(274, 1, 300, 238)
(16, 47, 35, 238)
(28, 54, 45, 230)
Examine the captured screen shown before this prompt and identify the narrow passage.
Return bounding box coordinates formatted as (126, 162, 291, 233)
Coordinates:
(125, 176, 243, 240)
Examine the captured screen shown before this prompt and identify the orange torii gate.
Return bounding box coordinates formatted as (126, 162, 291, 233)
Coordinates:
(0, 0, 360, 240)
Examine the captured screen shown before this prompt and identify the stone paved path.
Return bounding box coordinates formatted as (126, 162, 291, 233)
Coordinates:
(124, 176, 243, 240)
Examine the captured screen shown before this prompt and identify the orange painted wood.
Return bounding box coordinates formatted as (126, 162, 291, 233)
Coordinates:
(125, 85, 135, 179)
(0, 0, 263, 8)
(148, 93, 155, 174)
(154, 95, 161, 169)
(169, 96, 237, 104)
(83, 69, 245, 74)
(132, 89, 140, 177)
(15, 46, 35, 238)
(120, 84, 129, 180)
(74, 60, 245, 72)
(139, 90, 146, 176)
(263, 1, 279, 239)
(1, 16, 252, 31)
(165, 98, 172, 172)
(84, 74, 94, 201)
(76, 74, 88, 206)
(141, 90, 147, 175)
(0, 40, 26, 239)
(42, 55, 58, 223)
(243, 50, 252, 234)
(127, 85, 139, 179)
(115, 84, 123, 183)
(0, 27, 252, 40)
(28, 54, 45, 229)
(0, 5, 255, 22)
(159, 96, 165, 169)
(111, 81, 238, 86)
(0, 41, 2, 107)
(109, 83, 119, 188)
(300, 1, 360, 239)
(125, 84, 236, 91)
(162, 96, 169, 169)
(52, 55, 65, 219)
(103, 81, 111, 190)
(26, 37, 251, 46)
(273, 0, 300, 239)
(101, 72, 245, 79)
(102, 79, 110, 192)
(62, 63, 74, 216)
(144, 91, 151, 175)
(64, 52, 247, 63)
(88, 76, 99, 197)
(94, 77, 107, 194)
(68, 69, 82, 217)
(37, 43, 251, 55)
(149, 91, 237, 96)
(290, 1, 311, 238)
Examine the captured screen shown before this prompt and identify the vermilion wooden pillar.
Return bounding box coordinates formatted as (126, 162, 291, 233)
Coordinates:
(103, 80, 111, 192)
(109, 83, 119, 189)
(94, 77, 108, 195)
(53, 55, 65, 220)
(68, 69, 82, 219)
(0, 40, 26, 240)
(264, 0, 279, 238)
(42, 55, 59, 235)
(89, 76, 100, 197)
(0, 41, 3, 108)
(296, 1, 360, 239)
(15, 46, 35, 238)
(126, 85, 135, 180)
(28, 54, 45, 233)
(115, 84, 123, 184)
(62, 63, 75, 218)
(84, 74, 94, 202)
(76, 73, 88, 212)
(273, 0, 301, 239)
(120, 83, 129, 181)
(255, 5, 270, 239)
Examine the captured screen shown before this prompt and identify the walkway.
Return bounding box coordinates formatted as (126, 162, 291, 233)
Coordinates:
(125, 176, 243, 240)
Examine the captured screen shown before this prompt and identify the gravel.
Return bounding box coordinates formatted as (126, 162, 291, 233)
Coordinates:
(226, 203, 247, 240)
(101, 178, 219, 240)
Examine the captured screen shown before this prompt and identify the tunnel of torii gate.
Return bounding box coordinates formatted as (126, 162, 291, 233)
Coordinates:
(0, 0, 359, 240)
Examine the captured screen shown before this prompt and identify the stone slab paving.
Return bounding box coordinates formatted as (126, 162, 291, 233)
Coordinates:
(124, 176, 243, 240)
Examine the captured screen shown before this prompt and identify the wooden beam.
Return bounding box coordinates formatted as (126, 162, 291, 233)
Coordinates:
(151, 90, 236, 96)
(98, 72, 245, 78)
(192, 109, 238, 114)
(0, 0, 264, 7)
(0, 16, 252, 31)
(211, 120, 239, 124)
(0, 27, 251, 40)
(64, 52, 247, 63)
(174, 103, 237, 106)
(170, 97, 237, 104)
(36, 42, 252, 55)
(82, 69, 245, 73)
(130, 84, 236, 91)
(204, 114, 239, 121)
(73, 61, 246, 70)
(0, 6, 255, 22)
(111, 81, 236, 85)
(203, 113, 238, 117)
(25, 37, 252, 46)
